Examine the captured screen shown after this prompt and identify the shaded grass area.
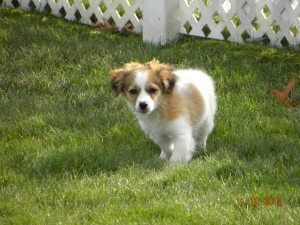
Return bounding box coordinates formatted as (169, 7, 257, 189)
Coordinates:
(1, 7, 300, 224)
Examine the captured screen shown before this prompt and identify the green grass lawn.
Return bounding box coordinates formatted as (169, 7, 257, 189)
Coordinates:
(1, 7, 300, 224)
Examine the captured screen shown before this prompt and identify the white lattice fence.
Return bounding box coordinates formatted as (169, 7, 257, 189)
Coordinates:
(2, 0, 300, 47)
(180, 0, 300, 47)
(2, 0, 143, 33)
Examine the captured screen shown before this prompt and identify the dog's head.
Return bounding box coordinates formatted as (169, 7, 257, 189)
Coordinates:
(111, 60, 177, 115)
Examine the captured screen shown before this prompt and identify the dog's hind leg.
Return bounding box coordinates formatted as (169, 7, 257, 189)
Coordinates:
(196, 135, 207, 149)
(195, 119, 214, 149)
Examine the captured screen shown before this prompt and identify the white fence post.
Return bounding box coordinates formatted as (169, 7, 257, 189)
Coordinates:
(142, 0, 180, 45)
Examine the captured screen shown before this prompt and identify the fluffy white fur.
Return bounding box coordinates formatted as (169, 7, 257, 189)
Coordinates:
(111, 62, 217, 163)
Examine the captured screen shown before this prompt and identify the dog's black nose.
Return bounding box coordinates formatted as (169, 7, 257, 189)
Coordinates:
(139, 102, 148, 110)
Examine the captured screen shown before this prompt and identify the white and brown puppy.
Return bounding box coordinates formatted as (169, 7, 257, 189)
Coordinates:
(111, 60, 216, 163)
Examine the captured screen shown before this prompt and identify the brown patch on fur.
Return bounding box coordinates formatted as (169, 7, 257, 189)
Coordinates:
(125, 92, 138, 104)
(158, 93, 184, 121)
(146, 60, 177, 94)
(124, 62, 145, 71)
(185, 84, 205, 124)
(145, 60, 179, 111)
(157, 84, 204, 123)
(147, 84, 161, 101)
(111, 69, 134, 95)
(144, 60, 181, 121)
(110, 62, 145, 95)
(146, 71, 163, 101)
(146, 59, 174, 72)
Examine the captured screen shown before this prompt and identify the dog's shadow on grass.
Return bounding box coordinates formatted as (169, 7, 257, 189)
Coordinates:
(28, 124, 299, 179)
(26, 104, 167, 177)
(30, 140, 165, 178)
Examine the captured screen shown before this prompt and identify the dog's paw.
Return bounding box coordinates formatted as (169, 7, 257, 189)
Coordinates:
(159, 151, 168, 160)
(198, 140, 207, 149)
(196, 136, 207, 149)
(169, 153, 192, 164)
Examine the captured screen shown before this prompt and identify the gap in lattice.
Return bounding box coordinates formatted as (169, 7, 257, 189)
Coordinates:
(203, 0, 211, 7)
(271, 22, 280, 34)
(99, 1, 107, 13)
(108, 16, 116, 26)
(251, 17, 260, 31)
(221, 27, 230, 40)
(241, 30, 250, 41)
(83, 0, 90, 10)
(193, 8, 202, 21)
(121, 20, 134, 35)
(183, 21, 192, 34)
(67, 0, 74, 6)
(116, 4, 125, 17)
(262, 33, 271, 45)
(135, 8, 143, 20)
(281, 37, 289, 47)
(290, 25, 299, 37)
(189, 0, 211, 7)
(128, 0, 136, 5)
(212, 12, 221, 24)
(75, 10, 82, 22)
(231, 14, 241, 28)
(59, 7, 67, 18)
(44, 3, 51, 13)
(291, 0, 299, 10)
(222, 0, 231, 13)
(29, 1, 36, 11)
(90, 13, 98, 23)
(187, 0, 193, 6)
(12, 0, 20, 7)
(262, 5, 271, 18)
(202, 24, 211, 37)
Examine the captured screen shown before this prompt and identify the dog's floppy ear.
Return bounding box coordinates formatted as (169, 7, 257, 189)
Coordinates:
(110, 68, 129, 96)
(111, 62, 144, 96)
(159, 69, 178, 94)
(147, 60, 177, 94)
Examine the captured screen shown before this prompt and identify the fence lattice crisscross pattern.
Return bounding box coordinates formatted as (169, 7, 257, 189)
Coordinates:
(179, 0, 300, 47)
(2, 0, 300, 47)
(3, 0, 143, 33)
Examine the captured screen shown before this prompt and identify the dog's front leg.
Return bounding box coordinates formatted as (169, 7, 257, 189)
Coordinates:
(150, 134, 173, 160)
(170, 133, 195, 163)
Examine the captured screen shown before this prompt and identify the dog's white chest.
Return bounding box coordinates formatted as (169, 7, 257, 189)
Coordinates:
(138, 114, 161, 133)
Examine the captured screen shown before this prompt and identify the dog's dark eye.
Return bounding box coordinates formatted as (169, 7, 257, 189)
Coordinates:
(129, 89, 138, 94)
(148, 87, 157, 94)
